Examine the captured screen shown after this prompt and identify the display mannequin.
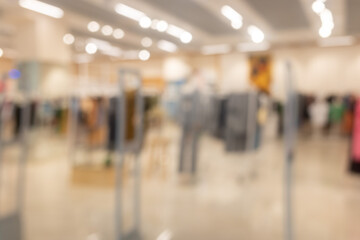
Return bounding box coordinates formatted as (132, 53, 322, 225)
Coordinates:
(178, 69, 211, 176)
(309, 96, 329, 136)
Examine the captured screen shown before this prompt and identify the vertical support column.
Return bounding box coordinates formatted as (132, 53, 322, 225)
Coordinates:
(283, 61, 298, 240)
(115, 69, 143, 240)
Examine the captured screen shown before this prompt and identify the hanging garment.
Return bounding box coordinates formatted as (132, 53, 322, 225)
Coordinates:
(125, 90, 136, 141)
(14, 104, 22, 138)
(275, 101, 284, 138)
(329, 101, 345, 124)
(349, 99, 360, 173)
(342, 96, 356, 135)
(107, 97, 117, 151)
(225, 93, 248, 152)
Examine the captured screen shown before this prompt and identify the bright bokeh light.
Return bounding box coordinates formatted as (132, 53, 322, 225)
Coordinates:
(113, 29, 125, 39)
(87, 21, 100, 32)
(85, 43, 98, 54)
(63, 33, 75, 45)
(141, 37, 153, 48)
(139, 16, 152, 29)
(138, 49, 150, 61)
(101, 25, 113, 36)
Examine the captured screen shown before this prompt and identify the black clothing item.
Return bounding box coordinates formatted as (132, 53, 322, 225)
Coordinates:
(14, 104, 22, 137)
(107, 97, 117, 151)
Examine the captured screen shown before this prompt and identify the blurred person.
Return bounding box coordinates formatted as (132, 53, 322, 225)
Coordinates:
(178, 69, 211, 177)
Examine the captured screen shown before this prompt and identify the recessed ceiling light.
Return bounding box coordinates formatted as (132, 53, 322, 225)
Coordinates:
(141, 37, 153, 47)
(320, 9, 334, 30)
(115, 3, 145, 21)
(87, 21, 100, 32)
(180, 32, 192, 44)
(319, 26, 331, 38)
(101, 25, 113, 36)
(139, 50, 150, 61)
(156, 20, 168, 32)
(19, 0, 64, 19)
(151, 19, 159, 30)
(113, 29, 124, 39)
(221, 5, 243, 30)
(139, 16, 152, 29)
(312, 0, 325, 14)
(85, 43, 97, 54)
(63, 33, 75, 45)
(248, 25, 265, 43)
(231, 20, 243, 30)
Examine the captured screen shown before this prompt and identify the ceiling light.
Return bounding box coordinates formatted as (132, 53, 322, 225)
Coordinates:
(141, 37, 153, 47)
(113, 29, 124, 39)
(156, 20, 168, 32)
(166, 24, 184, 38)
(318, 36, 356, 47)
(180, 32, 192, 44)
(151, 19, 159, 30)
(320, 9, 334, 30)
(319, 26, 332, 38)
(157, 40, 177, 53)
(19, 0, 64, 19)
(248, 25, 265, 43)
(87, 38, 122, 57)
(115, 3, 145, 21)
(85, 43, 97, 54)
(0, 48, 3, 57)
(139, 50, 150, 61)
(139, 16, 152, 29)
(63, 33, 75, 45)
(221, 5, 243, 29)
(201, 44, 231, 55)
(312, 0, 325, 14)
(101, 25, 113, 36)
(231, 20, 243, 30)
(87, 21, 100, 32)
(237, 42, 270, 52)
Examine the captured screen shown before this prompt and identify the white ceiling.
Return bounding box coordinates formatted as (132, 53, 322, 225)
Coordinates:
(0, 0, 357, 55)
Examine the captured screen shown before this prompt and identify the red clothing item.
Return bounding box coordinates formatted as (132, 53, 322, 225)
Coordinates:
(352, 99, 360, 161)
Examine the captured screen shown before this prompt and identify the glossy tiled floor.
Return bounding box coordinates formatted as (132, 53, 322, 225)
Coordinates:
(2, 125, 360, 240)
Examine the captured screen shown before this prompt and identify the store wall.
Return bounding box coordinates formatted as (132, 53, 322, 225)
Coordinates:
(219, 53, 250, 94)
(217, 45, 360, 100)
(273, 45, 360, 97)
(41, 64, 71, 98)
(68, 44, 360, 99)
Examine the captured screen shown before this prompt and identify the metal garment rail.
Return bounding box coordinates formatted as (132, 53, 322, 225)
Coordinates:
(115, 69, 144, 240)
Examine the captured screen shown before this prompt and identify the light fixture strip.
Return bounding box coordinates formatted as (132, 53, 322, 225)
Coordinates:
(19, 0, 64, 19)
(114, 3, 192, 43)
(311, 0, 334, 38)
